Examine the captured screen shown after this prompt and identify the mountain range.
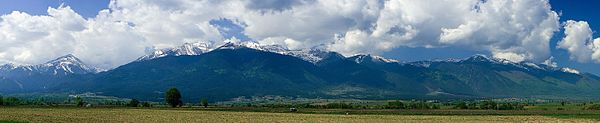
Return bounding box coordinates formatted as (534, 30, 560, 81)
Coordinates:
(1, 42, 600, 101)
(0, 54, 100, 93)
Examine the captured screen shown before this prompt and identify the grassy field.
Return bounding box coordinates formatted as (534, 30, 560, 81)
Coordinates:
(0, 107, 598, 123)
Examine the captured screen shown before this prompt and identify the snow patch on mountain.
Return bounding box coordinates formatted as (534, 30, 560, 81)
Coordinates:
(137, 42, 212, 61)
(0, 54, 101, 75)
(350, 54, 399, 64)
(137, 41, 586, 75)
(403, 54, 583, 75)
(150, 41, 336, 64)
(561, 68, 580, 74)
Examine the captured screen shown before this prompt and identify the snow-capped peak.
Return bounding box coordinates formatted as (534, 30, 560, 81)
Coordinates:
(350, 54, 399, 64)
(215, 41, 262, 50)
(214, 41, 336, 63)
(137, 42, 212, 61)
(460, 54, 524, 66)
(246, 43, 335, 63)
(0, 54, 101, 75)
(177, 42, 211, 55)
(40, 54, 101, 75)
(461, 54, 495, 62)
(0, 63, 19, 70)
(45, 54, 81, 65)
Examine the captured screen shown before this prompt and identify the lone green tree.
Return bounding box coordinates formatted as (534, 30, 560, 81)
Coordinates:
(128, 99, 140, 107)
(201, 98, 209, 108)
(165, 87, 182, 107)
(75, 96, 84, 107)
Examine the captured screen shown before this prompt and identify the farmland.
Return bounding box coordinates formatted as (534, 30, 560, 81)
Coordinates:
(0, 107, 598, 123)
(2, 94, 600, 122)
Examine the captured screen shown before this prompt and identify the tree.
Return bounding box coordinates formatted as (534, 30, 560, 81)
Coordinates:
(479, 100, 497, 110)
(141, 102, 152, 107)
(165, 87, 182, 107)
(75, 96, 84, 107)
(4, 97, 20, 106)
(201, 98, 209, 108)
(128, 99, 140, 107)
(0, 95, 3, 106)
(387, 100, 405, 109)
(585, 103, 600, 110)
(454, 101, 468, 109)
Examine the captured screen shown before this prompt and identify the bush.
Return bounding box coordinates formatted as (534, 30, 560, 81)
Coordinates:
(0, 95, 3, 106)
(201, 98, 209, 108)
(141, 102, 152, 107)
(497, 103, 524, 110)
(479, 100, 497, 110)
(405, 101, 438, 109)
(386, 100, 405, 109)
(454, 101, 468, 109)
(75, 96, 84, 107)
(324, 103, 353, 109)
(585, 104, 600, 110)
(4, 97, 20, 106)
(128, 99, 140, 107)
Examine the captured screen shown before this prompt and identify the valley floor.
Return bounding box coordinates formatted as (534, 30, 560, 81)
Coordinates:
(0, 107, 598, 123)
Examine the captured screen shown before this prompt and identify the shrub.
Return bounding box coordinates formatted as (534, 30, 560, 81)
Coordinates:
(454, 101, 468, 109)
(386, 100, 405, 109)
(4, 97, 20, 106)
(128, 99, 140, 107)
(201, 98, 209, 108)
(479, 100, 497, 110)
(324, 103, 353, 109)
(585, 103, 600, 110)
(75, 96, 84, 107)
(497, 103, 524, 110)
(405, 101, 437, 109)
(467, 102, 479, 109)
(141, 102, 152, 107)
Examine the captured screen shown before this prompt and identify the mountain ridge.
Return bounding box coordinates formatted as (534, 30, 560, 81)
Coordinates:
(2, 42, 599, 102)
(51, 44, 600, 101)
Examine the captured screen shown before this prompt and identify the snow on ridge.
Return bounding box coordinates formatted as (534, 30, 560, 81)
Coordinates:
(0, 54, 101, 75)
(561, 67, 580, 74)
(137, 42, 212, 61)
(135, 41, 586, 75)
(149, 41, 334, 64)
(372, 55, 400, 63)
(350, 54, 400, 64)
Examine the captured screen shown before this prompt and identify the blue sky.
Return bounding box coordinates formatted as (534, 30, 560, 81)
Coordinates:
(0, 0, 600, 75)
(0, 0, 109, 18)
(547, 0, 600, 75)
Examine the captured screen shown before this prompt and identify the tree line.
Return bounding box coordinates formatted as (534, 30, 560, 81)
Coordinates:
(4, 90, 600, 111)
(0, 87, 210, 108)
(452, 100, 525, 110)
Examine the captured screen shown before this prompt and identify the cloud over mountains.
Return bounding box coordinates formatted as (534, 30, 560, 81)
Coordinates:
(0, 0, 596, 69)
(558, 20, 600, 63)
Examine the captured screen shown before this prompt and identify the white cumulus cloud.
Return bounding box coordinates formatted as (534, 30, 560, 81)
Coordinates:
(331, 0, 559, 62)
(558, 20, 600, 63)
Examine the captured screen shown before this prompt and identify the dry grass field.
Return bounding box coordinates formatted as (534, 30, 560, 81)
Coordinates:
(0, 107, 596, 123)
